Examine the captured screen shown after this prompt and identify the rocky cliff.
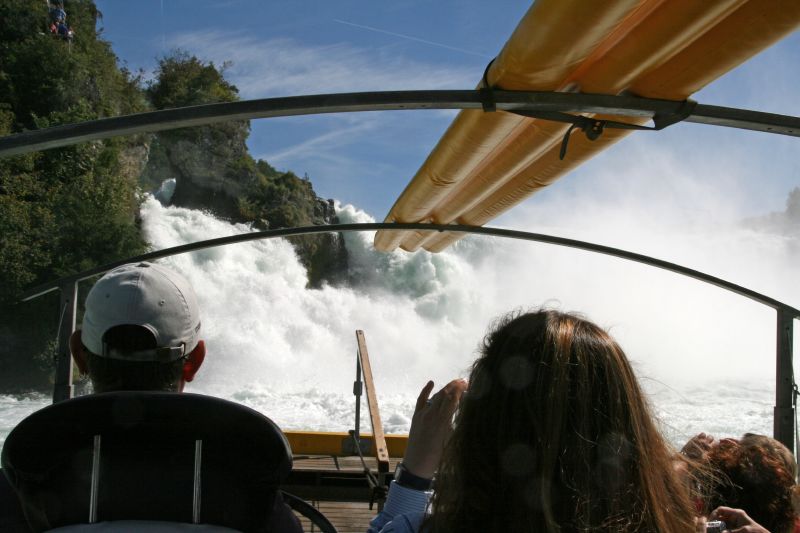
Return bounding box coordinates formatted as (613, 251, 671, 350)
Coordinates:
(141, 123, 349, 288)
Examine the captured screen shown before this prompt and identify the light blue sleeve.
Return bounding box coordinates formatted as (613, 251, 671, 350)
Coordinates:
(366, 481, 431, 533)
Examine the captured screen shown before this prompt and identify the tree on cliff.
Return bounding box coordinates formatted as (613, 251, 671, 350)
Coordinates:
(148, 51, 239, 109)
(0, 0, 147, 390)
(1, 0, 148, 302)
(141, 51, 255, 214)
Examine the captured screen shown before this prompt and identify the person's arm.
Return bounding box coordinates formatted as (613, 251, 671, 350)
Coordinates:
(367, 378, 467, 533)
(366, 482, 430, 533)
(709, 506, 771, 533)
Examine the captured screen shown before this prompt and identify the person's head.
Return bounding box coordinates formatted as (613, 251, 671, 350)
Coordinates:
(70, 262, 205, 393)
(705, 433, 798, 533)
(427, 309, 694, 533)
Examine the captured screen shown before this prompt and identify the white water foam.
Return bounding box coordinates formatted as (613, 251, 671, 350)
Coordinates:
(1, 193, 795, 449)
(140, 195, 794, 445)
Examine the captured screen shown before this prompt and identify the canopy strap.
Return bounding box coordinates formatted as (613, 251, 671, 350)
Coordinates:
(505, 98, 697, 159)
(479, 58, 498, 113)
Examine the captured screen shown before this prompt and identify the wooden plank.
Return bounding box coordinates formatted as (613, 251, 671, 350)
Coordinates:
(286, 455, 402, 503)
(355, 331, 390, 472)
(292, 456, 401, 472)
(293, 501, 378, 533)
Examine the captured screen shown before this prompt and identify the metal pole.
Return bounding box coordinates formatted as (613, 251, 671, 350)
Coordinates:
(53, 281, 77, 403)
(193, 440, 203, 524)
(774, 307, 795, 451)
(2, 90, 799, 158)
(89, 434, 101, 523)
(353, 350, 363, 443)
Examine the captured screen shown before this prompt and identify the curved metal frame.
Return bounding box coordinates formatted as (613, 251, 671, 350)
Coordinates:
(20, 223, 800, 315)
(1, 90, 799, 157)
(25, 223, 799, 448)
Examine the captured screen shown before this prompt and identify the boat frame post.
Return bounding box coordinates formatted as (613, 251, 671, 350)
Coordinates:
(53, 281, 77, 403)
(351, 347, 363, 448)
(355, 331, 390, 509)
(774, 307, 796, 451)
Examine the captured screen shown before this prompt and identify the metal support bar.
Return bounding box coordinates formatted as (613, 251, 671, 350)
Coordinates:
(89, 434, 101, 523)
(22, 224, 800, 320)
(193, 439, 203, 524)
(1, 90, 798, 158)
(345, 351, 367, 456)
(774, 308, 796, 451)
(354, 352, 362, 441)
(53, 281, 77, 403)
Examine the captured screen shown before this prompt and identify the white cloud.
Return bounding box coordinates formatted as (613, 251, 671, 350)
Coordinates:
(258, 116, 379, 164)
(167, 30, 476, 99)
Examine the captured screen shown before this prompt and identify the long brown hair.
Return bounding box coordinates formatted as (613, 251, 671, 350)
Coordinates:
(425, 309, 694, 532)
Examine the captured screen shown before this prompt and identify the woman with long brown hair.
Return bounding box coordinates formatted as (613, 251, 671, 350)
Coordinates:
(369, 309, 697, 532)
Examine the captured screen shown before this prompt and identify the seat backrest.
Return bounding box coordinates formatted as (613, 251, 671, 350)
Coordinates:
(1, 392, 292, 532)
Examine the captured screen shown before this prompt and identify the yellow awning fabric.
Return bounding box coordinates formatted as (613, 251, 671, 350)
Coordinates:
(374, 0, 800, 253)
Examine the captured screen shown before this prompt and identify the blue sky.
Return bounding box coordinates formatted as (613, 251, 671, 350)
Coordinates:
(92, 1, 799, 223)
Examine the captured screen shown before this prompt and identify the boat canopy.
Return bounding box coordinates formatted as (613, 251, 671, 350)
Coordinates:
(374, 0, 800, 252)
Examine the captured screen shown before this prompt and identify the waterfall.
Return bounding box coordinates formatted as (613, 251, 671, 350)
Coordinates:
(3, 190, 797, 447)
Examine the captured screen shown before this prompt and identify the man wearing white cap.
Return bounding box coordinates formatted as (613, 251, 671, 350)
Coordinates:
(69, 262, 206, 393)
(62, 262, 303, 531)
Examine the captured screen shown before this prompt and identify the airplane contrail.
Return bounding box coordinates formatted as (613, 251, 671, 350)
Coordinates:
(333, 19, 492, 59)
(160, 0, 166, 51)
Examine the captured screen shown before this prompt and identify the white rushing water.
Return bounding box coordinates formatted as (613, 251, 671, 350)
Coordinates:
(2, 191, 797, 451)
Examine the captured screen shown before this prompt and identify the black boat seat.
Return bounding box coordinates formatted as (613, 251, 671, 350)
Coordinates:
(1, 392, 294, 533)
(48, 520, 239, 531)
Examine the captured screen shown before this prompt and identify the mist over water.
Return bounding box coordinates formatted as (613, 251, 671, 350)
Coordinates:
(2, 186, 796, 449)
(141, 188, 795, 445)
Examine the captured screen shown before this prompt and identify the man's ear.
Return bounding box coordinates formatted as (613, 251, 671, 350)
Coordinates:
(70, 330, 88, 374)
(182, 340, 205, 383)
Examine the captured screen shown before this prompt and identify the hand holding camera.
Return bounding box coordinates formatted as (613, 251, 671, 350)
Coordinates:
(707, 506, 771, 533)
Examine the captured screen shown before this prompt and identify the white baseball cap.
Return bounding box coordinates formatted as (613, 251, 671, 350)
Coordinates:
(81, 262, 202, 362)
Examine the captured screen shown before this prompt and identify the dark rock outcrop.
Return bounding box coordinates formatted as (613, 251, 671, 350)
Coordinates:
(141, 125, 349, 288)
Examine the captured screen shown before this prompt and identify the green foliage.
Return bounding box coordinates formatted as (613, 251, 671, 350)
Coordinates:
(145, 50, 249, 165)
(0, 116, 147, 304)
(0, 154, 53, 303)
(148, 51, 239, 110)
(256, 159, 280, 179)
(226, 154, 256, 181)
(0, 0, 149, 303)
(239, 164, 318, 228)
(0, 0, 147, 132)
(0, 0, 148, 389)
(239, 162, 347, 288)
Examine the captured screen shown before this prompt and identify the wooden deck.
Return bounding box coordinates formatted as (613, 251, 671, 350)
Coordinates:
(289, 455, 403, 533)
(294, 501, 378, 533)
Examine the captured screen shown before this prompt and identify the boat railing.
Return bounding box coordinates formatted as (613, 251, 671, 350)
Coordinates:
(17, 222, 800, 451)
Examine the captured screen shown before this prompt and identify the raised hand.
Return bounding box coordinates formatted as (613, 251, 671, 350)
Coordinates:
(682, 432, 715, 461)
(710, 506, 771, 533)
(401, 379, 468, 479)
